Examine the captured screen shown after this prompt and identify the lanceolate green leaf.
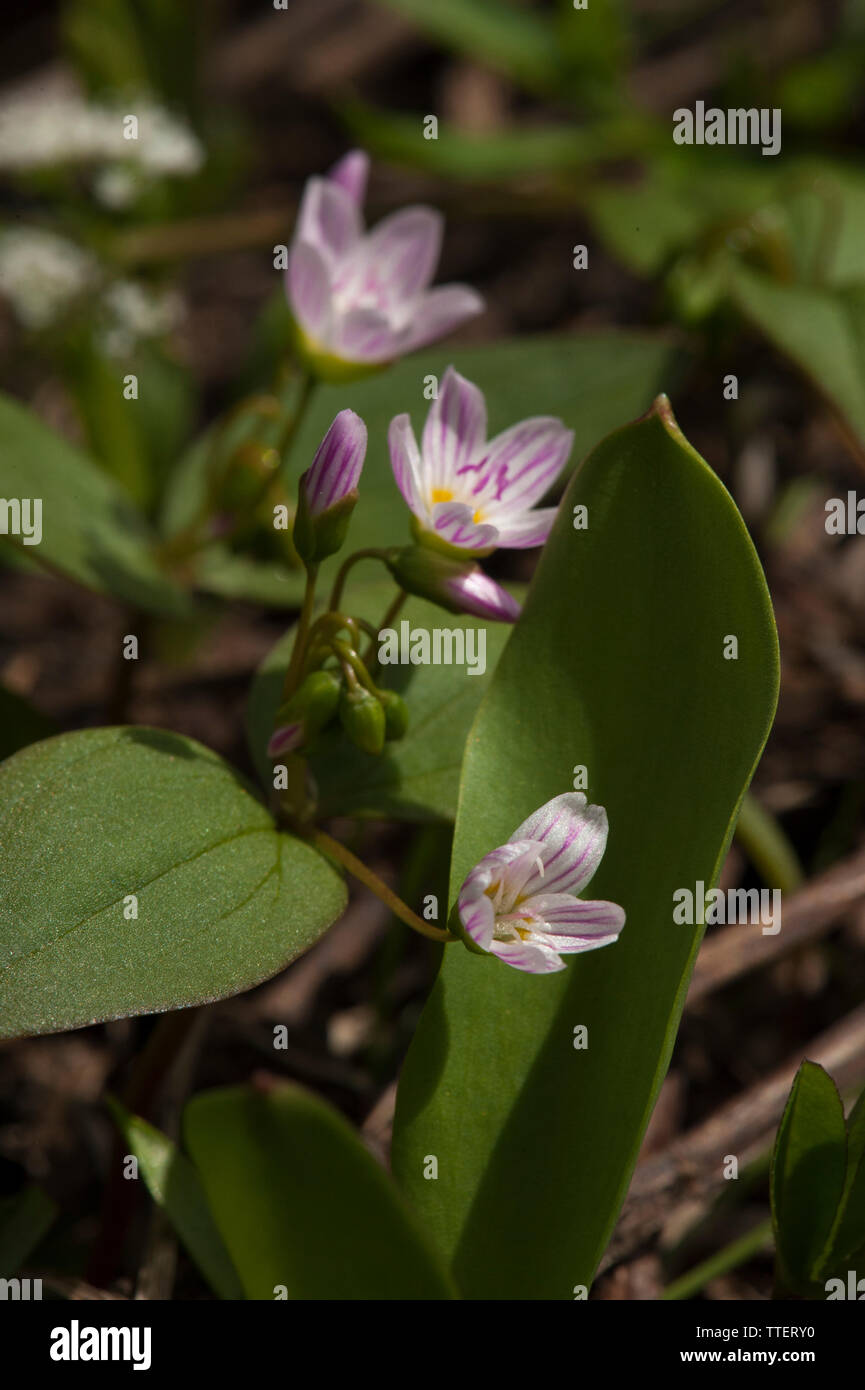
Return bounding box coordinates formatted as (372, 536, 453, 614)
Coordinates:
(184, 1083, 456, 1300)
(107, 1099, 244, 1301)
(822, 1084, 865, 1272)
(771, 1060, 847, 1292)
(392, 397, 779, 1298)
(0, 392, 187, 615)
(0, 727, 346, 1039)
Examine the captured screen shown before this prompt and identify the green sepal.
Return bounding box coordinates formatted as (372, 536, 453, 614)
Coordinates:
(293, 474, 359, 564)
(339, 684, 386, 755)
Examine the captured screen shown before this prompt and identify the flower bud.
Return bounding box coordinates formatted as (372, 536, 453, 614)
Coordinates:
(339, 683, 386, 755)
(267, 669, 342, 758)
(386, 546, 521, 623)
(378, 689, 409, 741)
(293, 409, 367, 564)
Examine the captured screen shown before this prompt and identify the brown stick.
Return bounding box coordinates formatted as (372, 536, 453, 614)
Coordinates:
(599, 1004, 865, 1273)
(688, 843, 865, 1003)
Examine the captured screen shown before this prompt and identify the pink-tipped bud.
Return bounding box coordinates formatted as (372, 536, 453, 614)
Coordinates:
(294, 410, 367, 564)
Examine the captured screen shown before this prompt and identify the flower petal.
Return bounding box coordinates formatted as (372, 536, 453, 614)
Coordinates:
(296, 176, 362, 266)
(446, 567, 521, 623)
(421, 366, 487, 493)
(388, 414, 426, 515)
(363, 206, 443, 303)
(490, 506, 558, 549)
(267, 723, 304, 758)
(526, 893, 625, 945)
(460, 418, 573, 516)
(327, 149, 370, 205)
(304, 408, 367, 515)
(399, 283, 484, 354)
(457, 840, 543, 948)
(511, 792, 609, 897)
(287, 240, 332, 340)
(491, 939, 565, 974)
(333, 306, 399, 363)
(431, 501, 498, 552)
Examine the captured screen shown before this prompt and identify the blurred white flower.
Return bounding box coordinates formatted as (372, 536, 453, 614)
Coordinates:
(99, 279, 184, 358)
(0, 227, 98, 329)
(0, 91, 204, 178)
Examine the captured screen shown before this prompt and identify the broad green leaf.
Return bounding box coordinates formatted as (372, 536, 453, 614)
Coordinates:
(184, 1083, 456, 1300)
(163, 332, 679, 607)
(392, 397, 779, 1298)
(771, 1061, 847, 1291)
(246, 585, 514, 820)
(0, 393, 188, 615)
(373, 0, 561, 95)
(0, 1186, 57, 1275)
(729, 266, 865, 448)
(0, 727, 346, 1039)
(108, 1098, 243, 1300)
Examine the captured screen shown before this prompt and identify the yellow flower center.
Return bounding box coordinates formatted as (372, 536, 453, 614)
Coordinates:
(429, 486, 485, 525)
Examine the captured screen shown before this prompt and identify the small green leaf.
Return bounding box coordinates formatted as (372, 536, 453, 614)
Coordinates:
(823, 1085, 865, 1271)
(0, 727, 346, 1039)
(771, 1060, 847, 1292)
(107, 1098, 243, 1300)
(0, 1186, 57, 1275)
(729, 266, 865, 449)
(393, 397, 779, 1298)
(184, 1083, 457, 1300)
(0, 392, 188, 615)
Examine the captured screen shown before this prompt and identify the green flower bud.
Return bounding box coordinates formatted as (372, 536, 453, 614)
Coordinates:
(339, 683, 386, 755)
(378, 689, 409, 741)
(274, 669, 342, 738)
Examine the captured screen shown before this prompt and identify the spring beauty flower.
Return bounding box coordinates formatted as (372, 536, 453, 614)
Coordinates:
(388, 366, 574, 556)
(286, 151, 483, 379)
(457, 793, 625, 974)
(293, 408, 367, 564)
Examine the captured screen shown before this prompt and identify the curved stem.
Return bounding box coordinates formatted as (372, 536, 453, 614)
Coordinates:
(309, 828, 452, 944)
(364, 588, 407, 669)
(328, 548, 392, 611)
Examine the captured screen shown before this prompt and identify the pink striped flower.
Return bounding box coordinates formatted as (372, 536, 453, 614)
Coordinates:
(287, 151, 483, 377)
(388, 366, 573, 555)
(457, 793, 625, 974)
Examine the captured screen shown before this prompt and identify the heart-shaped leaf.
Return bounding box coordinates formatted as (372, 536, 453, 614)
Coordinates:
(0, 727, 346, 1039)
(392, 397, 779, 1298)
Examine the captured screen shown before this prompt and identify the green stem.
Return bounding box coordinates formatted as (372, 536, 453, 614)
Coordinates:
(364, 589, 407, 669)
(282, 565, 319, 700)
(328, 548, 392, 611)
(662, 1218, 774, 1301)
(736, 792, 805, 894)
(309, 828, 452, 944)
